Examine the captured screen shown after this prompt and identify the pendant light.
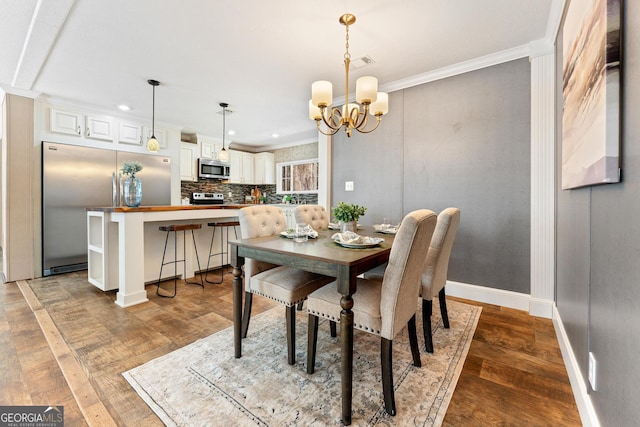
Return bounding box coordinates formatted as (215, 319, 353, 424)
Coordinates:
(218, 102, 229, 162)
(146, 79, 160, 152)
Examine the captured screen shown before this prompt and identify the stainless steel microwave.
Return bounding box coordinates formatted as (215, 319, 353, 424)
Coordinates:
(198, 158, 230, 180)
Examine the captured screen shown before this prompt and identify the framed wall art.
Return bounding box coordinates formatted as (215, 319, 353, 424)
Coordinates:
(562, 0, 622, 190)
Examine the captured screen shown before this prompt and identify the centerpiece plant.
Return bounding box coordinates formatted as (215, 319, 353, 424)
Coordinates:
(120, 161, 144, 207)
(332, 202, 367, 232)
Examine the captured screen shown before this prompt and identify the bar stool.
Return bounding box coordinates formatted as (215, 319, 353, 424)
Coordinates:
(205, 220, 240, 284)
(156, 223, 204, 298)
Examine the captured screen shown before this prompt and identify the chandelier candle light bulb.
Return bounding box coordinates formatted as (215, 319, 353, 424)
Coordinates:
(309, 13, 389, 137)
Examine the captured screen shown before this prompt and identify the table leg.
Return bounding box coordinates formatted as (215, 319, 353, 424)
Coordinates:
(231, 245, 244, 359)
(340, 294, 354, 426)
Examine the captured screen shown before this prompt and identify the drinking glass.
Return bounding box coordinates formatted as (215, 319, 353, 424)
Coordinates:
(382, 218, 391, 231)
(294, 223, 309, 242)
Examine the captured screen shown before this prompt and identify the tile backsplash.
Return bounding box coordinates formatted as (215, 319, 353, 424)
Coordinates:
(181, 180, 317, 205)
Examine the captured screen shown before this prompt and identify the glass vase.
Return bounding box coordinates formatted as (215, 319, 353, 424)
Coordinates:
(340, 220, 357, 233)
(123, 176, 142, 207)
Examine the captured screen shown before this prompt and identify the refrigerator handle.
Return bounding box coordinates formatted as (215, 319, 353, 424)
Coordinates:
(112, 172, 117, 206)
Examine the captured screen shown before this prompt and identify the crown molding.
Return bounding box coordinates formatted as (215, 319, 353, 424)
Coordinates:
(0, 84, 41, 99)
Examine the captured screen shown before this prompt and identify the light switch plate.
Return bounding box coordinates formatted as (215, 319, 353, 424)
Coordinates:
(345, 181, 354, 191)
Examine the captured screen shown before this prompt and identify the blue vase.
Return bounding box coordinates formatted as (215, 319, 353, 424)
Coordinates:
(124, 176, 142, 207)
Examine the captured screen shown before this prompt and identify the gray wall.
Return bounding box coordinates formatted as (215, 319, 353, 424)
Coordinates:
(332, 59, 531, 293)
(556, 3, 640, 425)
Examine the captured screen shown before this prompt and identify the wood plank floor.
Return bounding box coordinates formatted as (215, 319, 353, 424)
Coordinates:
(0, 270, 581, 426)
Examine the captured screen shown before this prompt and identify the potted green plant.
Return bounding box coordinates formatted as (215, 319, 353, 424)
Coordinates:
(332, 202, 367, 232)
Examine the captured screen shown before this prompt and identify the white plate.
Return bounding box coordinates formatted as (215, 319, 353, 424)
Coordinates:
(379, 228, 397, 235)
(335, 241, 381, 249)
(280, 231, 296, 238)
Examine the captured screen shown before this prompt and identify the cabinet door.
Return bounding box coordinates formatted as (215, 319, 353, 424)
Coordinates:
(119, 121, 143, 145)
(86, 115, 114, 141)
(180, 144, 197, 181)
(255, 153, 275, 185)
(228, 150, 243, 183)
(242, 153, 255, 184)
(50, 108, 82, 136)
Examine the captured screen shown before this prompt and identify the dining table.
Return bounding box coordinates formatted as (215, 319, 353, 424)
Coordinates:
(230, 228, 395, 425)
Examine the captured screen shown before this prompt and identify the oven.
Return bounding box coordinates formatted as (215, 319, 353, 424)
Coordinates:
(191, 192, 224, 205)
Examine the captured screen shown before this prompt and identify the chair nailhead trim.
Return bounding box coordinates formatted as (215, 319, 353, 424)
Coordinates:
(308, 309, 381, 335)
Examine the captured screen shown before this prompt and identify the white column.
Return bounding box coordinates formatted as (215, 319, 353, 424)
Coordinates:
(317, 131, 332, 211)
(111, 211, 149, 307)
(530, 51, 556, 318)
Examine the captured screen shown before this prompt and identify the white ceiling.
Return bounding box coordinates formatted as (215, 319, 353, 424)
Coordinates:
(0, 0, 560, 149)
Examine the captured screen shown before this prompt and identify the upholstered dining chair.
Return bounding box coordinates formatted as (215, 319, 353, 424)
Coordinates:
(238, 205, 333, 365)
(363, 207, 461, 353)
(293, 204, 330, 230)
(306, 209, 437, 416)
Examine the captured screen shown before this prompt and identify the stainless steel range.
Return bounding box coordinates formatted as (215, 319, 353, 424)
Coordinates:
(191, 192, 224, 205)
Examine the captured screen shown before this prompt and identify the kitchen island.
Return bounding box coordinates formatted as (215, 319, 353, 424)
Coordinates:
(87, 205, 245, 307)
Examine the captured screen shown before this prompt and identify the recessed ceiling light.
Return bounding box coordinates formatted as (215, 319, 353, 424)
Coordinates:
(117, 104, 131, 111)
(272, 133, 279, 138)
(228, 130, 235, 136)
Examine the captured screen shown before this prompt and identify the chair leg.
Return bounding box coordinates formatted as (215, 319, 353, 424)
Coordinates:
(184, 229, 204, 288)
(241, 291, 253, 338)
(156, 230, 176, 298)
(422, 299, 434, 353)
(296, 301, 304, 311)
(381, 338, 396, 416)
(286, 305, 296, 365)
(307, 314, 319, 374)
(439, 288, 450, 329)
(408, 315, 421, 367)
(329, 320, 337, 338)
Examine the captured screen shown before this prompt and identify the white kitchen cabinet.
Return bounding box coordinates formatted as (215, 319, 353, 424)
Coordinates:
(254, 152, 275, 185)
(228, 149, 254, 184)
(180, 143, 198, 181)
(146, 127, 167, 148)
(199, 135, 221, 159)
(119, 121, 143, 145)
(50, 108, 82, 136)
(85, 115, 114, 141)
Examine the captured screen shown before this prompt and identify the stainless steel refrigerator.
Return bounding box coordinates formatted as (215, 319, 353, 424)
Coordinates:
(42, 141, 171, 276)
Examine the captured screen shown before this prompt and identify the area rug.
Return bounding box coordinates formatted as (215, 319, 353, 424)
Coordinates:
(123, 300, 481, 426)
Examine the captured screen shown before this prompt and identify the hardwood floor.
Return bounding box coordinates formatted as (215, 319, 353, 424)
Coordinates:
(0, 270, 581, 426)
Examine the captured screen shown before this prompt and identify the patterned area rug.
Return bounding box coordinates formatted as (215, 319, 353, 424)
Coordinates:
(123, 300, 481, 426)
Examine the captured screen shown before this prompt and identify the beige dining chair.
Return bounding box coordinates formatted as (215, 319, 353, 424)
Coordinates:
(306, 209, 437, 416)
(293, 204, 330, 230)
(238, 205, 333, 365)
(364, 207, 460, 353)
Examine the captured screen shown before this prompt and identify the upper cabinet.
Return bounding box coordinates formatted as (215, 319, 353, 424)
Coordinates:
(198, 135, 221, 160)
(47, 106, 171, 150)
(228, 150, 274, 185)
(50, 108, 82, 136)
(180, 143, 198, 181)
(118, 121, 143, 145)
(228, 149, 253, 184)
(254, 152, 275, 185)
(85, 115, 114, 141)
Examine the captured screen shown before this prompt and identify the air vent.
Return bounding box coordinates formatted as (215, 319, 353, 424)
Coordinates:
(350, 55, 375, 70)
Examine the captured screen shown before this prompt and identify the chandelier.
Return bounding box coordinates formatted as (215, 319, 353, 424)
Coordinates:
(309, 14, 389, 137)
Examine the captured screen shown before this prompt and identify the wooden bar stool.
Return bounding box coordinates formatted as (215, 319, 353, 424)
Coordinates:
(156, 223, 204, 298)
(205, 220, 240, 284)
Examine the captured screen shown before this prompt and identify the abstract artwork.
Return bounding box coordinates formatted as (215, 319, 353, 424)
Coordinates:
(562, 0, 622, 189)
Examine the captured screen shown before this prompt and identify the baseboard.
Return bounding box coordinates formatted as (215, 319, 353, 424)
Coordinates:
(552, 305, 601, 427)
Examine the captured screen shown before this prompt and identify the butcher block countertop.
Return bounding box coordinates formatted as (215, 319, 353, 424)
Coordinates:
(86, 204, 251, 212)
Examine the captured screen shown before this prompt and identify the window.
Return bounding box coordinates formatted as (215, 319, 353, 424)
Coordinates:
(276, 159, 319, 194)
